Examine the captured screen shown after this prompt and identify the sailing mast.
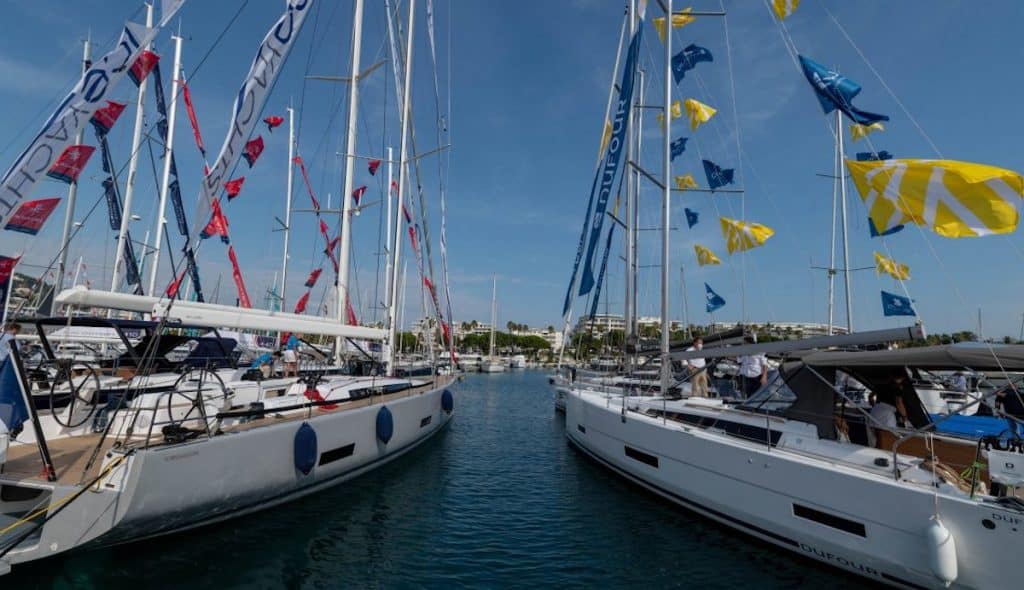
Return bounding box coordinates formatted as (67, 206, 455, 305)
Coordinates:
(148, 33, 183, 297)
(110, 3, 154, 297)
(54, 37, 91, 305)
(659, 0, 673, 396)
(623, 0, 637, 371)
(837, 110, 854, 332)
(280, 106, 295, 317)
(489, 275, 497, 360)
(336, 0, 366, 363)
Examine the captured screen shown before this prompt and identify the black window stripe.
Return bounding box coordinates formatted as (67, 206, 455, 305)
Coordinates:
(318, 443, 356, 466)
(420, 415, 432, 427)
(793, 503, 866, 537)
(649, 409, 781, 447)
(624, 445, 659, 468)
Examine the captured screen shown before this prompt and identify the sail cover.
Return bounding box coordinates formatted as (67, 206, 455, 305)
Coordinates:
(0, 19, 169, 227)
(193, 0, 315, 242)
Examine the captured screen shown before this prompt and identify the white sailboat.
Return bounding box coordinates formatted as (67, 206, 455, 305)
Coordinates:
(479, 275, 505, 373)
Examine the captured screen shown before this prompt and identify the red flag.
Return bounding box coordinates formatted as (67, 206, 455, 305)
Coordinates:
(390, 179, 399, 194)
(352, 185, 366, 205)
(423, 276, 436, 294)
(368, 159, 382, 175)
(46, 145, 95, 184)
(227, 245, 251, 308)
(408, 225, 419, 254)
(319, 219, 329, 240)
(325, 236, 340, 273)
(165, 269, 187, 298)
(346, 298, 358, 326)
(294, 291, 311, 314)
(264, 115, 284, 131)
(90, 101, 127, 135)
(304, 268, 322, 288)
(4, 197, 60, 235)
(128, 50, 159, 85)
(242, 137, 264, 168)
(0, 255, 20, 284)
(441, 320, 451, 344)
(200, 199, 230, 243)
(179, 79, 206, 157)
(224, 177, 245, 200)
(292, 156, 321, 212)
(402, 203, 412, 224)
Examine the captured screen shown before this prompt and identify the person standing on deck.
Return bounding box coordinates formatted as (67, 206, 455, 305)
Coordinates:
(737, 334, 767, 398)
(687, 336, 708, 397)
(0, 322, 20, 365)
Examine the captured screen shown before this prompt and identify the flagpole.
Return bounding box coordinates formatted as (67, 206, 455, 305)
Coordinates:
(337, 0, 365, 356)
(148, 33, 183, 297)
(280, 106, 295, 318)
(382, 145, 394, 368)
(387, 0, 417, 376)
(826, 116, 839, 336)
(110, 3, 153, 301)
(54, 37, 91, 306)
(837, 110, 854, 332)
(660, 0, 673, 397)
(681, 265, 690, 339)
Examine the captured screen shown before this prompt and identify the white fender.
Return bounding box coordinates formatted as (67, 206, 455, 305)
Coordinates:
(925, 516, 958, 587)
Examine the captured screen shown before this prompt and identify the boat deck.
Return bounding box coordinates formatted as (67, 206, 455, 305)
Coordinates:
(1, 377, 452, 487)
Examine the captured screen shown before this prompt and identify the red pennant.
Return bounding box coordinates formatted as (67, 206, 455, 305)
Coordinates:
(402, 203, 412, 224)
(227, 245, 251, 308)
(325, 236, 340, 273)
(441, 320, 451, 345)
(242, 137, 264, 168)
(90, 101, 127, 135)
(294, 291, 311, 314)
(200, 199, 230, 243)
(390, 179, 399, 194)
(368, 159, 382, 176)
(264, 115, 284, 131)
(292, 156, 321, 212)
(346, 298, 358, 326)
(0, 255, 21, 285)
(179, 79, 206, 157)
(128, 50, 159, 85)
(423, 276, 435, 294)
(165, 269, 187, 298)
(224, 177, 245, 199)
(47, 145, 95, 184)
(408, 225, 419, 254)
(352, 185, 366, 205)
(319, 219, 329, 240)
(4, 197, 60, 235)
(304, 268, 322, 288)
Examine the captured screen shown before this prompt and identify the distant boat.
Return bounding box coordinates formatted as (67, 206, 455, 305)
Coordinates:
(480, 276, 505, 373)
(509, 354, 527, 369)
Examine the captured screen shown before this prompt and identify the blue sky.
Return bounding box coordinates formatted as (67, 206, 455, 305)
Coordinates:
(1, 1, 1023, 338)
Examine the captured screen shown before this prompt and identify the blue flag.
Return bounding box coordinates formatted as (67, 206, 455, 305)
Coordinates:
(670, 137, 688, 161)
(702, 159, 734, 190)
(798, 55, 888, 125)
(705, 283, 726, 313)
(0, 358, 28, 434)
(856, 151, 893, 162)
(869, 218, 904, 238)
(685, 208, 699, 229)
(881, 290, 915, 316)
(672, 44, 713, 84)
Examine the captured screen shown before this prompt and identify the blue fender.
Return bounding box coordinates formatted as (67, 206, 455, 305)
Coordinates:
(294, 422, 317, 476)
(376, 406, 394, 444)
(442, 389, 454, 413)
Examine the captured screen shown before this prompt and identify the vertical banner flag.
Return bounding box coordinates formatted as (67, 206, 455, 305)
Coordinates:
(588, 223, 617, 319)
(194, 0, 315, 245)
(46, 145, 95, 184)
(705, 283, 726, 313)
(4, 198, 61, 235)
(227, 245, 252, 308)
(0, 19, 165, 227)
(577, 8, 645, 298)
(180, 79, 206, 158)
(293, 156, 321, 211)
(881, 290, 915, 316)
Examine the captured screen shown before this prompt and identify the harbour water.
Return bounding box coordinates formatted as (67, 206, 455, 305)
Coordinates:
(10, 370, 871, 589)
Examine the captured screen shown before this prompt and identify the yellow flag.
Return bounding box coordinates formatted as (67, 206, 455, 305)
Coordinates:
(653, 8, 696, 42)
(847, 159, 1024, 238)
(694, 244, 721, 266)
(675, 174, 698, 190)
(873, 252, 910, 280)
(719, 217, 775, 254)
(656, 100, 683, 129)
(599, 119, 613, 156)
(772, 0, 800, 20)
(684, 98, 716, 131)
(850, 122, 884, 142)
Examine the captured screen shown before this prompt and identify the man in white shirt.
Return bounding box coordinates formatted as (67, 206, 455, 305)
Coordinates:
(686, 336, 708, 397)
(737, 335, 767, 398)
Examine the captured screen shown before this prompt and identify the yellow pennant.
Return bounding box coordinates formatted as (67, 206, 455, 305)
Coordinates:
(850, 122, 884, 142)
(772, 0, 800, 20)
(684, 98, 716, 131)
(656, 100, 683, 129)
(719, 216, 775, 254)
(653, 8, 696, 42)
(599, 119, 613, 156)
(873, 251, 910, 280)
(847, 158, 1024, 238)
(675, 174, 698, 190)
(694, 244, 721, 266)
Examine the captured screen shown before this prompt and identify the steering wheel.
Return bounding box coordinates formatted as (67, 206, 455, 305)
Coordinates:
(169, 368, 231, 430)
(49, 362, 101, 428)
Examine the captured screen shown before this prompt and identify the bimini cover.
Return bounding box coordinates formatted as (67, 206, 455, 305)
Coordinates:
(294, 422, 317, 476)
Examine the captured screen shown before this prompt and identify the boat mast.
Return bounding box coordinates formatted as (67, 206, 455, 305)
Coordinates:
(489, 274, 497, 359)
(387, 0, 417, 376)
(660, 0, 673, 396)
(623, 0, 637, 370)
(680, 265, 690, 338)
(110, 3, 154, 298)
(837, 110, 853, 332)
(148, 33, 183, 297)
(55, 37, 91, 304)
(336, 0, 366, 363)
(826, 117, 839, 335)
(280, 106, 295, 316)
(382, 145, 394, 365)
(632, 67, 644, 342)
